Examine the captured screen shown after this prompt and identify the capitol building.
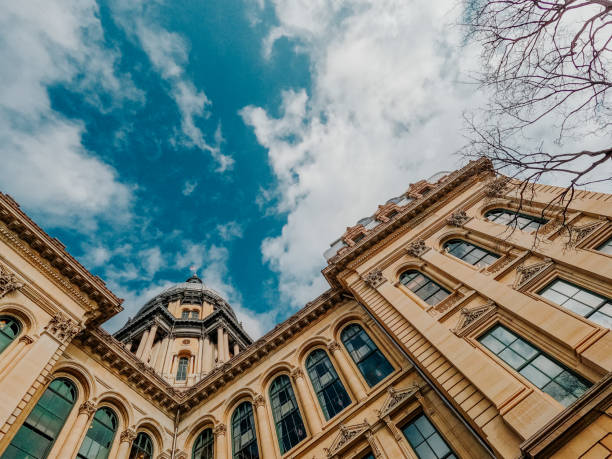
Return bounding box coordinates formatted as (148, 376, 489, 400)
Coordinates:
(0, 158, 610, 458)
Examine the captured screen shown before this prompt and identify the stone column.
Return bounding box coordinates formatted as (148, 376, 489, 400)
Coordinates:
(214, 424, 227, 459)
(203, 336, 213, 373)
(196, 336, 203, 375)
(382, 415, 417, 458)
(327, 341, 367, 400)
(0, 335, 34, 379)
(56, 400, 96, 457)
(124, 341, 133, 352)
(135, 329, 150, 359)
(217, 326, 225, 363)
(253, 395, 277, 459)
(140, 323, 158, 363)
(291, 368, 322, 435)
(116, 428, 137, 458)
(233, 342, 240, 357)
(223, 330, 230, 361)
(162, 335, 174, 374)
(154, 335, 169, 373)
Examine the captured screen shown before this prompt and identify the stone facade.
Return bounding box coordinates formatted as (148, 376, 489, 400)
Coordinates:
(0, 158, 609, 459)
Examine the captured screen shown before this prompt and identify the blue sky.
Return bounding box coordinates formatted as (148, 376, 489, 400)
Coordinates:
(1, 1, 609, 337)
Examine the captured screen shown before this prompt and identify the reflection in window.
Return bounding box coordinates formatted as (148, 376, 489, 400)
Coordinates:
(77, 407, 118, 459)
(399, 271, 450, 305)
(176, 357, 189, 381)
(306, 349, 351, 420)
(231, 402, 259, 459)
(269, 375, 307, 454)
(485, 209, 547, 232)
(539, 279, 611, 329)
(0, 315, 21, 355)
(402, 414, 456, 459)
(129, 432, 153, 459)
(479, 325, 591, 406)
(192, 428, 214, 459)
(597, 237, 612, 255)
(443, 240, 499, 267)
(5, 378, 77, 458)
(341, 324, 393, 387)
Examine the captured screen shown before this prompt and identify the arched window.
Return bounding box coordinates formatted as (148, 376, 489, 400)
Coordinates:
(305, 349, 351, 420)
(269, 375, 307, 454)
(231, 402, 259, 459)
(485, 209, 547, 232)
(399, 270, 450, 305)
(181, 310, 190, 319)
(77, 407, 118, 459)
(192, 428, 214, 459)
(177, 357, 189, 381)
(443, 239, 499, 267)
(129, 432, 153, 459)
(341, 324, 394, 387)
(0, 315, 21, 354)
(5, 378, 77, 458)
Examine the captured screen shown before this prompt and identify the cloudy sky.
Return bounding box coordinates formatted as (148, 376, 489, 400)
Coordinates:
(1, 0, 608, 337)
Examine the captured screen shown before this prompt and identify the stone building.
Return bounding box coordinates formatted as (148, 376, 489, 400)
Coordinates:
(0, 158, 609, 459)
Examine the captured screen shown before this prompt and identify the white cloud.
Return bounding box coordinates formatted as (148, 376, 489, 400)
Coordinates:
(242, 0, 486, 308)
(182, 180, 198, 196)
(216, 221, 245, 241)
(111, 1, 233, 172)
(0, 1, 138, 227)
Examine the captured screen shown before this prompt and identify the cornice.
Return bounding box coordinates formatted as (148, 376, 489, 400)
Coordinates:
(323, 158, 493, 281)
(0, 193, 123, 324)
(73, 287, 345, 416)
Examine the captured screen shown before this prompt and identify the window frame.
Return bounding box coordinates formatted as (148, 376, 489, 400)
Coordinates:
(484, 208, 548, 232)
(76, 406, 119, 459)
(400, 412, 457, 459)
(230, 401, 260, 459)
(192, 427, 214, 459)
(442, 239, 500, 268)
(305, 348, 352, 421)
(129, 431, 154, 459)
(398, 269, 451, 306)
(340, 323, 394, 388)
(268, 374, 308, 454)
(176, 356, 189, 381)
(0, 314, 22, 356)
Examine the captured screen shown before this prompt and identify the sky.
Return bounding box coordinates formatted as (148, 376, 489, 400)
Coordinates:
(1, 0, 609, 338)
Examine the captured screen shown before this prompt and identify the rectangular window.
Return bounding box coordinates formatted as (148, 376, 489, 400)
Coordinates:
(596, 236, 612, 255)
(479, 324, 591, 406)
(539, 279, 611, 329)
(402, 414, 456, 459)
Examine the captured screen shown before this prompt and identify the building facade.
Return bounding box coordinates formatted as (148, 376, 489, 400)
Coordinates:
(0, 158, 609, 459)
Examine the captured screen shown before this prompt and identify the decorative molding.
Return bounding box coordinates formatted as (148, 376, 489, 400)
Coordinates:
(365, 430, 383, 458)
(446, 210, 470, 227)
(362, 269, 387, 289)
(327, 341, 341, 354)
(45, 312, 82, 343)
(324, 420, 370, 458)
(485, 253, 517, 275)
(433, 291, 464, 314)
(513, 258, 554, 290)
(253, 394, 265, 407)
(18, 335, 34, 345)
(405, 239, 428, 258)
(538, 219, 561, 236)
(78, 400, 97, 417)
(120, 428, 137, 443)
(377, 383, 420, 418)
(565, 219, 608, 247)
(0, 263, 23, 299)
(483, 177, 510, 198)
(290, 368, 304, 381)
(453, 301, 497, 336)
(157, 450, 188, 459)
(213, 423, 226, 437)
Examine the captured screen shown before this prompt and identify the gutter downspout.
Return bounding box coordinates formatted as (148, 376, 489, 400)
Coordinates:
(345, 294, 496, 458)
(171, 408, 180, 459)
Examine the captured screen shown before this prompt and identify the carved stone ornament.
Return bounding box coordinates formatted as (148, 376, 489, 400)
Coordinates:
(157, 450, 187, 459)
(290, 368, 304, 381)
(446, 210, 470, 227)
(253, 394, 265, 407)
(324, 420, 370, 458)
(78, 400, 97, 417)
(45, 312, 82, 343)
(213, 423, 227, 437)
(0, 264, 24, 299)
(363, 269, 386, 289)
(120, 428, 137, 443)
(433, 291, 464, 314)
(327, 341, 341, 353)
(565, 219, 607, 247)
(406, 239, 428, 258)
(453, 301, 496, 335)
(377, 383, 420, 418)
(18, 335, 34, 345)
(483, 177, 509, 198)
(513, 258, 554, 290)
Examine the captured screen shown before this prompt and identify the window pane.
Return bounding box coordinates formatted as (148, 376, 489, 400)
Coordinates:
(77, 407, 117, 459)
(341, 324, 393, 387)
(6, 378, 77, 459)
(231, 402, 259, 459)
(0, 316, 21, 355)
(399, 271, 449, 306)
(596, 237, 612, 255)
(269, 375, 307, 454)
(479, 325, 592, 407)
(306, 350, 351, 420)
(402, 414, 455, 459)
(485, 209, 547, 232)
(192, 429, 214, 459)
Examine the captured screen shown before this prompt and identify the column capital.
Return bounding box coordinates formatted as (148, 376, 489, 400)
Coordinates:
(78, 400, 97, 417)
(213, 423, 227, 437)
(253, 394, 265, 407)
(290, 368, 304, 381)
(18, 334, 34, 345)
(44, 312, 82, 343)
(327, 341, 341, 353)
(120, 428, 137, 443)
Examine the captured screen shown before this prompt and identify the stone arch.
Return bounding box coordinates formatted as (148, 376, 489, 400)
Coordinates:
(0, 302, 38, 336)
(183, 414, 218, 453)
(52, 360, 96, 401)
(330, 311, 368, 342)
(296, 336, 330, 364)
(393, 260, 427, 284)
(135, 417, 166, 455)
(95, 390, 134, 429)
(436, 229, 470, 250)
(260, 362, 295, 393)
(223, 388, 256, 421)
